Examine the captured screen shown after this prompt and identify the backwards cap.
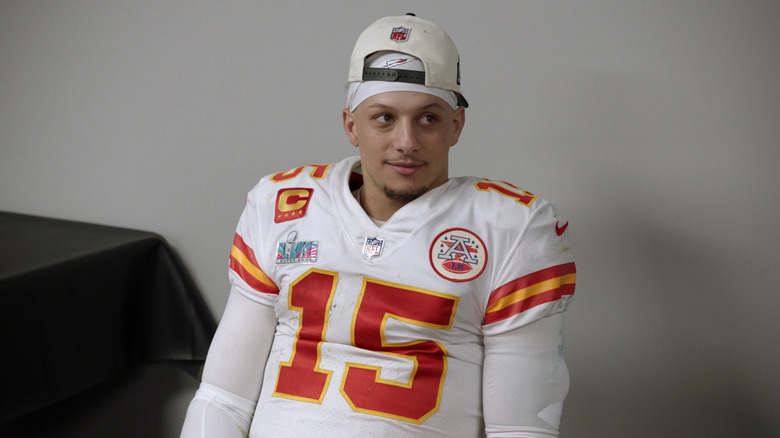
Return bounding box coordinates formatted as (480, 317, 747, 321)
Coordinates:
(348, 13, 468, 108)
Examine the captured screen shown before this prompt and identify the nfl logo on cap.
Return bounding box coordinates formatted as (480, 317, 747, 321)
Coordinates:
(390, 26, 409, 41)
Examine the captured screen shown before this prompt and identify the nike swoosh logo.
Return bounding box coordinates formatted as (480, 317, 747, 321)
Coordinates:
(555, 221, 569, 236)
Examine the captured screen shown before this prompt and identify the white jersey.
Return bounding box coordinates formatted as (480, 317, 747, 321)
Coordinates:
(228, 155, 575, 437)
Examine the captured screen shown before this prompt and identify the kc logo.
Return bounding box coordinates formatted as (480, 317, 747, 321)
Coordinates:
(275, 188, 313, 223)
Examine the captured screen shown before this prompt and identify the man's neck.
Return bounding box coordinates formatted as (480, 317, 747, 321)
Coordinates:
(356, 185, 406, 222)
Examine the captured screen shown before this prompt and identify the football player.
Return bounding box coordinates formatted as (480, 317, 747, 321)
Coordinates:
(181, 13, 575, 438)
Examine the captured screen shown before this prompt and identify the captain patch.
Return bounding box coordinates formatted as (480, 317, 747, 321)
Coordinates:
(275, 188, 313, 223)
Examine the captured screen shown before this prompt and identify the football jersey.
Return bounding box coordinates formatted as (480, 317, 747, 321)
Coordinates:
(228, 155, 576, 437)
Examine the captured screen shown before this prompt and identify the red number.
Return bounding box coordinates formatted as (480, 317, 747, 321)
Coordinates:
(272, 270, 459, 423)
(474, 179, 538, 206)
(342, 278, 458, 423)
(270, 164, 331, 182)
(273, 269, 337, 403)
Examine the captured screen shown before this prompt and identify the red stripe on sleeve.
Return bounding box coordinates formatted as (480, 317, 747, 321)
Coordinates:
(233, 233, 259, 266)
(485, 262, 576, 325)
(230, 233, 279, 295)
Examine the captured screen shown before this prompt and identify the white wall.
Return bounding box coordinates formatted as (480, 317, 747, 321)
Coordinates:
(2, 1, 778, 436)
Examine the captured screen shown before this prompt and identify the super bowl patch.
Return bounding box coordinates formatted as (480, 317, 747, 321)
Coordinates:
(277, 231, 318, 264)
(429, 228, 487, 282)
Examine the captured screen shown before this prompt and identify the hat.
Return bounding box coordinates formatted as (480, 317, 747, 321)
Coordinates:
(348, 14, 468, 107)
(346, 52, 459, 111)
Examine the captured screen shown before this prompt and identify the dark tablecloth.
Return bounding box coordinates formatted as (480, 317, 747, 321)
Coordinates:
(0, 211, 217, 422)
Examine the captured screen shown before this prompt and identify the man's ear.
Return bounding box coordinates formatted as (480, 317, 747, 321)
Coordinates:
(449, 106, 466, 146)
(342, 108, 359, 147)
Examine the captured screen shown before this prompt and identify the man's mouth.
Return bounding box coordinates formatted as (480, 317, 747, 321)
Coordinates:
(386, 160, 425, 175)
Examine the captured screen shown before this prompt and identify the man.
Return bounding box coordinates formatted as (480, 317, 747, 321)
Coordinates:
(181, 14, 575, 438)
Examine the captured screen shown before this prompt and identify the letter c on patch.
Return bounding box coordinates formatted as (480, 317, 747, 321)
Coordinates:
(275, 188, 314, 223)
(278, 189, 310, 211)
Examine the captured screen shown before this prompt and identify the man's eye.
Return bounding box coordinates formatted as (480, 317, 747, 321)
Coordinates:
(419, 114, 437, 125)
(375, 114, 393, 123)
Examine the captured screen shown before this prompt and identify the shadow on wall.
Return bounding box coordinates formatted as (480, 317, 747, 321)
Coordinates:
(0, 363, 197, 438)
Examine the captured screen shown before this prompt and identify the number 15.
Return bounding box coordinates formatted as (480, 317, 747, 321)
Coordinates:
(272, 268, 460, 423)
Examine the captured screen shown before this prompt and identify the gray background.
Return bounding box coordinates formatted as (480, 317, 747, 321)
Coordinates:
(2, 1, 778, 436)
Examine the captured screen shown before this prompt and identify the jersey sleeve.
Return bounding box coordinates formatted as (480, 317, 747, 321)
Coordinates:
(482, 313, 569, 437)
(228, 183, 281, 304)
(482, 199, 576, 335)
(181, 184, 281, 437)
(180, 285, 279, 437)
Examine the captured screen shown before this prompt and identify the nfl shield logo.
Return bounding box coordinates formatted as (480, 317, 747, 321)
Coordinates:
(362, 236, 385, 259)
(390, 26, 410, 42)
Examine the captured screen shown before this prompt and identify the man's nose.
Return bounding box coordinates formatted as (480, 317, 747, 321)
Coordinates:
(394, 120, 420, 153)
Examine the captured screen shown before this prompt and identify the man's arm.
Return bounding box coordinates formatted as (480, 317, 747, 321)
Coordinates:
(482, 313, 570, 438)
(180, 287, 277, 437)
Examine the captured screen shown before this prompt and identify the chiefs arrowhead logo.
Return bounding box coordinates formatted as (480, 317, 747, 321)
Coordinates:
(430, 228, 487, 282)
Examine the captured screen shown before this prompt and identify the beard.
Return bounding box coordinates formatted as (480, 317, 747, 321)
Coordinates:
(382, 184, 429, 203)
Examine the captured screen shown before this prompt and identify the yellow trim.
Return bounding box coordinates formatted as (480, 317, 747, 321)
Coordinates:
(486, 273, 577, 313)
(230, 245, 276, 290)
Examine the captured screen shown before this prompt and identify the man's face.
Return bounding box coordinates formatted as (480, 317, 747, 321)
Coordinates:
(343, 91, 465, 208)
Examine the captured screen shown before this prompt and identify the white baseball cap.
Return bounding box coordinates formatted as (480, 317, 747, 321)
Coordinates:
(347, 13, 468, 108)
(346, 52, 459, 111)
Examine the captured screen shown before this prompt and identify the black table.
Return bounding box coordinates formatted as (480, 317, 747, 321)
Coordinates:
(0, 211, 216, 422)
